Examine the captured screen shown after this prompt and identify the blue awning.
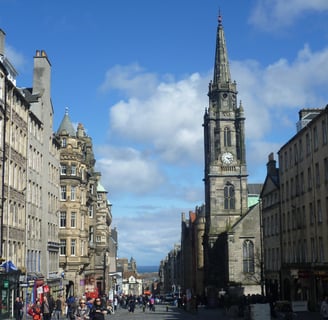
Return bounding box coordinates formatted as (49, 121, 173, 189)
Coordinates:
(0, 260, 18, 271)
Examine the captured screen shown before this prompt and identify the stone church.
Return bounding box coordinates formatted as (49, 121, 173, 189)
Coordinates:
(202, 15, 262, 301)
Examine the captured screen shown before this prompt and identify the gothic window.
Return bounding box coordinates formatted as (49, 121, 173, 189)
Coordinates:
(243, 240, 255, 273)
(224, 127, 231, 147)
(224, 183, 235, 209)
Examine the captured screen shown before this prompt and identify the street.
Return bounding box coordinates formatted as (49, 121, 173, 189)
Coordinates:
(108, 304, 236, 320)
(107, 303, 323, 320)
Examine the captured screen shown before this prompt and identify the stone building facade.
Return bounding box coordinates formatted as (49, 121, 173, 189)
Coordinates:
(25, 49, 61, 292)
(262, 107, 328, 310)
(260, 153, 281, 301)
(0, 29, 61, 316)
(56, 111, 114, 298)
(0, 30, 29, 317)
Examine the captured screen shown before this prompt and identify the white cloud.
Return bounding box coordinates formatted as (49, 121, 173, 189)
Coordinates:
(6, 45, 26, 70)
(95, 145, 166, 196)
(250, 0, 328, 31)
(232, 44, 328, 143)
(96, 43, 328, 200)
(99, 63, 159, 98)
(107, 70, 208, 164)
(113, 209, 182, 265)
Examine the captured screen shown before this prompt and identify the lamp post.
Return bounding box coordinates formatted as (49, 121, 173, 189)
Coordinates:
(103, 250, 107, 296)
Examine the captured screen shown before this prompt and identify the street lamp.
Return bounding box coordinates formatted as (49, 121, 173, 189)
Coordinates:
(103, 249, 109, 296)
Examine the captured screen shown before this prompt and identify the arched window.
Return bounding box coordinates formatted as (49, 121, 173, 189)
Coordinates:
(224, 127, 231, 146)
(224, 183, 235, 209)
(243, 240, 255, 273)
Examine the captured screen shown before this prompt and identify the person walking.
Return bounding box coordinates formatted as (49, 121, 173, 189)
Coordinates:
(14, 297, 23, 320)
(54, 296, 63, 320)
(90, 298, 106, 320)
(75, 299, 89, 320)
(32, 300, 42, 320)
(321, 296, 328, 319)
(41, 296, 52, 320)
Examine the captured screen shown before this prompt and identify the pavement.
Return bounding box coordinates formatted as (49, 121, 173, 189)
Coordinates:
(107, 304, 323, 320)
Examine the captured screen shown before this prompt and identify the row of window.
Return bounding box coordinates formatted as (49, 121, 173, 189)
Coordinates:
(282, 237, 325, 264)
(59, 238, 93, 256)
(28, 145, 43, 172)
(264, 247, 280, 271)
(280, 118, 328, 172)
(281, 158, 328, 200)
(60, 207, 94, 226)
(60, 164, 77, 176)
(265, 198, 327, 238)
(282, 198, 327, 231)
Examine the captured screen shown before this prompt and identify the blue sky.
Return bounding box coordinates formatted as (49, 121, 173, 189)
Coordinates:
(1, 0, 328, 266)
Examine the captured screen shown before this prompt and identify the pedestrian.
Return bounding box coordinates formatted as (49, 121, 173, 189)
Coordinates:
(66, 296, 77, 320)
(321, 296, 328, 319)
(90, 298, 106, 320)
(32, 300, 42, 320)
(113, 296, 118, 312)
(41, 296, 52, 320)
(54, 296, 62, 320)
(19, 297, 24, 320)
(14, 297, 23, 320)
(75, 299, 89, 320)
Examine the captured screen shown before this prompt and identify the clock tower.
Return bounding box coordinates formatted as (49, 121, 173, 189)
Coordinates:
(203, 14, 249, 288)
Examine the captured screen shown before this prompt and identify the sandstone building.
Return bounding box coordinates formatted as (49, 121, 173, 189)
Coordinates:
(56, 110, 115, 298)
(0, 29, 61, 317)
(262, 107, 328, 310)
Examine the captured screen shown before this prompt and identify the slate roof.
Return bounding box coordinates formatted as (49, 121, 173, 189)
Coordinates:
(57, 107, 76, 136)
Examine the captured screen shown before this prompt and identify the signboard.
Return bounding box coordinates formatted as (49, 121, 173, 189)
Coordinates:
(3, 280, 8, 288)
(292, 301, 308, 312)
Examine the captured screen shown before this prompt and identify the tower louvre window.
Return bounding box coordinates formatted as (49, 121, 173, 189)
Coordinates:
(224, 127, 231, 147)
(224, 183, 235, 209)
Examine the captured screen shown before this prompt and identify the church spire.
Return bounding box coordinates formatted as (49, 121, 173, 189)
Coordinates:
(213, 13, 231, 85)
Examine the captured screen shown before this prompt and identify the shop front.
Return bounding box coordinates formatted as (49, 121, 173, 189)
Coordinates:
(0, 261, 21, 319)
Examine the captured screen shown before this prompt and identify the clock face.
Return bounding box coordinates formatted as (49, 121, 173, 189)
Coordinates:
(221, 152, 233, 164)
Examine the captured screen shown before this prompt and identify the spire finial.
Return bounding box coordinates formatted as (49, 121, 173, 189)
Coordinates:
(218, 10, 222, 26)
(65, 106, 69, 115)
